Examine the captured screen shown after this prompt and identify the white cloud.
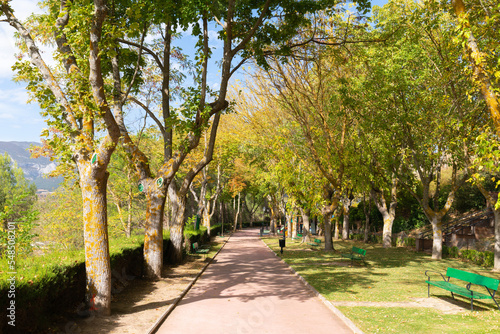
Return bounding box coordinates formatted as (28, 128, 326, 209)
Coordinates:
(0, 85, 30, 105)
(208, 30, 223, 49)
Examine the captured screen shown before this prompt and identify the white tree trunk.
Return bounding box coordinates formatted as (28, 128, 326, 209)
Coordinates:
(431, 214, 443, 260)
(494, 209, 500, 271)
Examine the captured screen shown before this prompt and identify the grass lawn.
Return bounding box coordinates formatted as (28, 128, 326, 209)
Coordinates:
(261, 236, 500, 333)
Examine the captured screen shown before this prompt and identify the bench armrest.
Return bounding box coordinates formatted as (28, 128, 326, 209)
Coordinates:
(425, 270, 447, 282)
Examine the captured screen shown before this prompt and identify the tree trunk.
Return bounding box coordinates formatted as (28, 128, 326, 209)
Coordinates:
(270, 217, 276, 234)
(334, 216, 339, 240)
(430, 214, 443, 260)
(202, 208, 211, 235)
(80, 166, 111, 316)
(381, 212, 395, 248)
(363, 198, 371, 243)
(323, 209, 334, 251)
(341, 198, 351, 240)
(494, 209, 500, 272)
(234, 192, 241, 231)
(168, 182, 186, 264)
(475, 184, 500, 271)
(300, 208, 311, 243)
(238, 192, 242, 229)
(292, 214, 298, 239)
(287, 211, 293, 239)
(143, 179, 167, 279)
(372, 179, 398, 248)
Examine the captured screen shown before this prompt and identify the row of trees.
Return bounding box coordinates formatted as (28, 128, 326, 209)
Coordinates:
(224, 0, 500, 269)
(1, 0, 498, 318)
(1, 0, 362, 315)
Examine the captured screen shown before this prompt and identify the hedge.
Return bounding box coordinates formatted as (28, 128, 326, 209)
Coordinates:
(0, 224, 222, 333)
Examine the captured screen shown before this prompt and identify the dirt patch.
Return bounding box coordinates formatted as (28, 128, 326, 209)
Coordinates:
(49, 237, 228, 334)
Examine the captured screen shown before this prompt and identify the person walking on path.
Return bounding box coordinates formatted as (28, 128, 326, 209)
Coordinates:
(156, 228, 355, 334)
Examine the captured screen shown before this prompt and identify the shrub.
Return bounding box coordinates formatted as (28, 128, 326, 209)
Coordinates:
(459, 249, 494, 268)
(351, 233, 364, 241)
(405, 238, 416, 247)
(368, 234, 383, 244)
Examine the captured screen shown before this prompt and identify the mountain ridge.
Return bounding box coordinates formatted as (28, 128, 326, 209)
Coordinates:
(0, 141, 62, 191)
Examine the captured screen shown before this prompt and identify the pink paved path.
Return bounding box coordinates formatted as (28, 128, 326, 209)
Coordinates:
(156, 229, 353, 334)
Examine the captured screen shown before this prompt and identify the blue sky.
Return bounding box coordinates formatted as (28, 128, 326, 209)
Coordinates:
(0, 0, 388, 143)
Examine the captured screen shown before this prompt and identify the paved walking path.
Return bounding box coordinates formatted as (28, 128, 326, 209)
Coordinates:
(156, 228, 354, 334)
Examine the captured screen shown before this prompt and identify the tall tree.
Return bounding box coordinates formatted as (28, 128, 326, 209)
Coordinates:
(470, 127, 500, 271)
(367, 0, 483, 259)
(1, 0, 123, 314)
(113, 0, 351, 271)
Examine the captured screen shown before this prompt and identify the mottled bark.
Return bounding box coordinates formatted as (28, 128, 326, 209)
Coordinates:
(233, 192, 241, 231)
(334, 216, 340, 240)
(143, 179, 167, 279)
(341, 198, 352, 240)
(494, 210, 500, 272)
(371, 181, 397, 248)
(323, 209, 334, 251)
(287, 211, 293, 239)
(292, 214, 298, 239)
(79, 164, 111, 316)
(168, 182, 186, 264)
(430, 214, 443, 260)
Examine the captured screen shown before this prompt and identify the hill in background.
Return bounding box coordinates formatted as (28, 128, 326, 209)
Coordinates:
(0, 141, 62, 191)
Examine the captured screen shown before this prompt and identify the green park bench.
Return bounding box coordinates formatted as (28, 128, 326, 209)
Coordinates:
(192, 242, 210, 256)
(341, 246, 366, 265)
(308, 238, 322, 247)
(425, 267, 500, 311)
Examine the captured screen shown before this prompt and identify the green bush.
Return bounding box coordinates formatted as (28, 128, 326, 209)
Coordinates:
(404, 237, 416, 247)
(0, 234, 146, 333)
(367, 234, 383, 244)
(351, 233, 364, 241)
(443, 245, 460, 258)
(459, 249, 494, 268)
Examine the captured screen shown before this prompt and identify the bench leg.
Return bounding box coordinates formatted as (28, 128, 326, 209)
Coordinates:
(450, 292, 455, 300)
(492, 298, 500, 312)
(427, 284, 430, 298)
(470, 298, 474, 311)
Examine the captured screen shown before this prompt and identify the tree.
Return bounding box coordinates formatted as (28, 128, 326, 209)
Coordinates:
(365, 0, 483, 259)
(254, 40, 363, 250)
(111, 0, 341, 271)
(470, 127, 500, 271)
(1, 0, 125, 314)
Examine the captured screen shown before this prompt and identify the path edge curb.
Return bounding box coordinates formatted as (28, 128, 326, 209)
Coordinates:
(147, 234, 232, 334)
(260, 237, 365, 334)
